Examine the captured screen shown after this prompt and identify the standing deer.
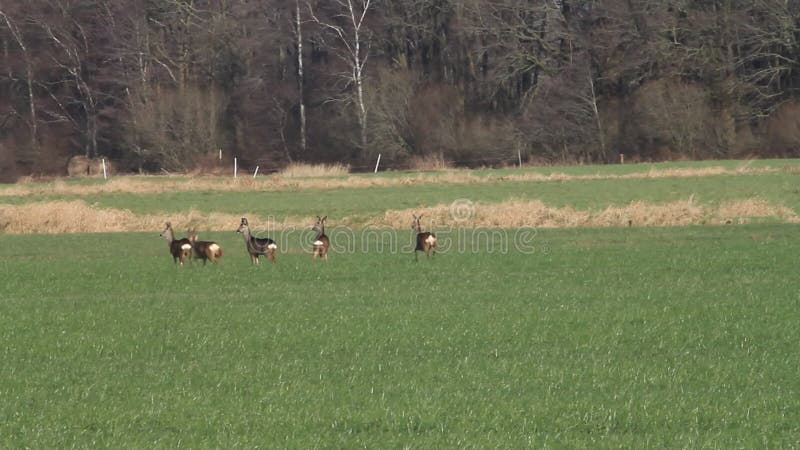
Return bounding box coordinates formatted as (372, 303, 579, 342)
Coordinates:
(160, 222, 193, 265)
(412, 213, 436, 261)
(188, 228, 223, 265)
(236, 217, 277, 264)
(312, 215, 330, 261)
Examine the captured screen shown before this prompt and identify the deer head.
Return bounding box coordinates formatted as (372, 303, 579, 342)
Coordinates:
(312, 215, 327, 234)
(237, 217, 249, 234)
(412, 214, 423, 233)
(160, 222, 174, 240)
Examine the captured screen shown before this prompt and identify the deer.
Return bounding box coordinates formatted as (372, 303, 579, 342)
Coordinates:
(311, 215, 330, 261)
(160, 222, 193, 266)
(187, 228, 223, 265)
(412, 213, 436, 261)
(236, 217, 277, 264)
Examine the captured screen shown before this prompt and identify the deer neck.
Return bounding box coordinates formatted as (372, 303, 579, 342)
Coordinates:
(164, 228, 175, 244)
(241, 226, 253, 242)
(315, 225, 325, 240)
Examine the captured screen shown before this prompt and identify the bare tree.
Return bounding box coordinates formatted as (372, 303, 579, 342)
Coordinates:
(0, 9, 38, 159)
(519, 55, 609, 163)
(43, 19, 100, 158)
(295, 0, 306, 157)
(308, 0, 374, 152)
(732, 0, 800, 114)
(463, 0, 569, 109)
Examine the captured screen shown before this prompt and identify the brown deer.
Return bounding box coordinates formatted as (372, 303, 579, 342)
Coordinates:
(160, 222, 193, 265)
(188, 228, 223, 265)
(312, 215, 330, 261)
(236, 217, 277, 264)
(412, 213, 436, 261)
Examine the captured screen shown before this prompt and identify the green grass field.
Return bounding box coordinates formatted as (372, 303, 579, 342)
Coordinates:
(1, 224, 799, 447)
(2, 160, 800, 447)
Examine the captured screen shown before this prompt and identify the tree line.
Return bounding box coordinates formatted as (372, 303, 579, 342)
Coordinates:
(1, 0, 800, 179)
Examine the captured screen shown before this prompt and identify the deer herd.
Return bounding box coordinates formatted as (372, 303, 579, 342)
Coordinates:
(160, 214, 436, 266)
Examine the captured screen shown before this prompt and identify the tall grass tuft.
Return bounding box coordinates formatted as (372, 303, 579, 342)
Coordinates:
(408, 153, 452, 171)
(279, 162, 350, 178)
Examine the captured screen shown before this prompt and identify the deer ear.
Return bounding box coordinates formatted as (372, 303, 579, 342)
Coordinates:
(412, 214, 417, 219)
(322, 215, 327, 221)
(419, 214, 424, 219)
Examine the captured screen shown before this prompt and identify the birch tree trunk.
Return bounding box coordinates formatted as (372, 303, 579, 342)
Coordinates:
(295, 0, 306, 158)
(1, 11, 38, 158)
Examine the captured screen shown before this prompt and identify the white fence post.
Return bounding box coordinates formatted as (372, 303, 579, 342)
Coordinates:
(102, 158, 108, 179)
(253, 166, 259, 178)
(374, 154, 382, 173)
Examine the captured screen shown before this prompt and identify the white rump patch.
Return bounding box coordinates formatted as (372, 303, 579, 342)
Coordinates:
(314, 240, 324, 246)
(426, 235, 436, 245)
(209, 244, 220, 252)
(268, 243, 277, 250)
(181, 244, 192, 250)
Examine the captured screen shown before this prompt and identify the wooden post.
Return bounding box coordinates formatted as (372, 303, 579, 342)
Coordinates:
(234, 157, 238, 178)
(253, 166, 259, 178)
(374, 154, 382, 173)
(102, 158, 107, 179)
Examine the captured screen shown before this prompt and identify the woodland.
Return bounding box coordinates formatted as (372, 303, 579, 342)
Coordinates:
(1, 0, 800, 178)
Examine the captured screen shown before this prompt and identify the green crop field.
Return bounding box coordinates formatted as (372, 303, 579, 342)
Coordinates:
(1, 161, 800, 447)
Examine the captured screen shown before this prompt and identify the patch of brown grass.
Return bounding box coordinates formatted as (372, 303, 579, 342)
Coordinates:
(0, 200, 310, 234)
(1, 164, 796, 197)
(715, 198, 796, 224)
(502, 165, 746, 183)
(0, 201, 155, 233)
(408, 154, 453, 171)
(378, 198, 797, 228)
(279, 162, 350, 178)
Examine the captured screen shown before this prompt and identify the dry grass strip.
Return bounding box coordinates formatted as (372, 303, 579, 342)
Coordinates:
(379, 198, 797, 228)
(0, 200, 309, 234)
(3, 164, 798, 197)
(278, 162, 350, 178)
(1, 198, 796, 234)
